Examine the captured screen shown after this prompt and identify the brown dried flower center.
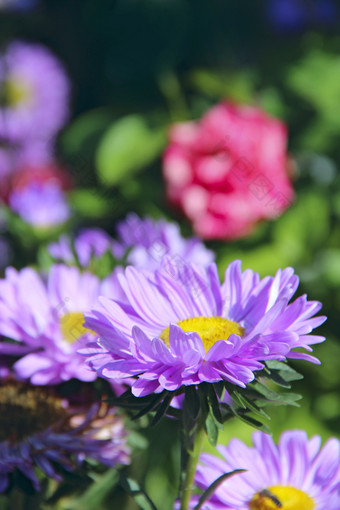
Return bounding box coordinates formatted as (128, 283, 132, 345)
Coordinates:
(0, 381, 66, 443)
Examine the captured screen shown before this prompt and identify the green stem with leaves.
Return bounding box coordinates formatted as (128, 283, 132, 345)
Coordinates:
(180, 420, 206, 510)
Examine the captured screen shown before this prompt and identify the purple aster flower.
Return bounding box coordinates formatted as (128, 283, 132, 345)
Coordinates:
(116, 213, 214, 269)
(48, 228, 123, 267)
(0, 380, 130, 493)
(48, 214, 214, 270)
(0, 264, 108, 384)
(193, 430, 340, 509)
(267, 0, 338, 32)
(9, 182, 70, 228)
(0, 41, 70, 144)
(82, 259, 326, 397)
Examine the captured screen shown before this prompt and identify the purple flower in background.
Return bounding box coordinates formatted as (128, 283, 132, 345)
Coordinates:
(82, 260, 326, 397)
(0, 41, 70, 144)
(267, 0, 338, 32)
(0, 380, 130, 492)
(116, 213, 215, 269)
(9, 183, 70, 228)
(0, 264, 106, 384)
(0, 0, 37, 10)
(0, 139, 55, 203)
(48, 214, 214, 269)
(193, 430, 340, 509)
(48, 228, 123, 267)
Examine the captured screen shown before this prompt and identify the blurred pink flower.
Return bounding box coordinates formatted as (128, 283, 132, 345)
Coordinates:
(163, 102, 294, 240)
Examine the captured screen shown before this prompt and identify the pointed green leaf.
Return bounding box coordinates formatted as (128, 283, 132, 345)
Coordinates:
(194, 469, 246, 510)
(119, 474, 159, 510)
(205, 413, 219, 446)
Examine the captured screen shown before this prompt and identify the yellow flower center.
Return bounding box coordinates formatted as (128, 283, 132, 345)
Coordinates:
(60, 312, 93, 344)
(3, 77, 33, 107)
(0, 381, 66, 443)
(249, 486, 315, 510)
(160, 316, 244, 353)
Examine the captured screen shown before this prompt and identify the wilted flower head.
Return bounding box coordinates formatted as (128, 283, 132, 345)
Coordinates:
(0, 264, 106, 384)
(0, 379, 130, 492)
(0, 41, 70, 144)
(193, 430, 340, 509)
(83, 260, 325, 397)
(163, 102, 294, 240)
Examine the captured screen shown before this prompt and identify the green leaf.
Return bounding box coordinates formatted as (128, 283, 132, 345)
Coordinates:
(61, 469, 120, 510)
(288, 50, 340, 124)
(231, 391, 270, 421)
(61, 109, 113, 156)
(96, 114, 166, 186)
(320, 249, 340, 287)
(259, 393, 302, 408)
(189, 69, 256, 103)
(132, 391, 171, 420)
(251, 381, 302, 408)
(106, 389, 167, 413)
(127, 430, 149, 450)
(68, 188, 120, 218)
(119, 474, 159, 510)
(151, 392, 173, 427)
(182, 387, 201, 451)
(200, 383, 224, 429)
(230, 408, 271, 434)
(265, 361, 304, 385)
(273, 192, 330, 253)
(184, 386, 201, 421)
(205, 413, 219, 446)
(194, 470, 246, 510)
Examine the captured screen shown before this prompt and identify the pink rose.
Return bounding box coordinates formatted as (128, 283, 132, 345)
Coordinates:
(163, 102, 294, 240)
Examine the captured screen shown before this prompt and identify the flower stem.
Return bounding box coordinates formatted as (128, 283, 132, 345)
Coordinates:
(180, 421, 206, 510)
(157, 69, 190, 122)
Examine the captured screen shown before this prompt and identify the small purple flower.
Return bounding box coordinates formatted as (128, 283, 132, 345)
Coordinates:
(0, 264, 107, 384)
(82, 260, 326, 397)
(193, 430, 340, 509)
(48, 214, 214, 270)
(48, 228, 123, 267)
(9, 183, 70, 228)
(116, 213, 214, 269)
(267, 0, 338, 32)
(0, 380, 130, 492)
(0, 41, 70, 144)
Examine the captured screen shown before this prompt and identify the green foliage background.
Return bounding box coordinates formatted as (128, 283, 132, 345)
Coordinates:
(1, 1, 340, 508)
